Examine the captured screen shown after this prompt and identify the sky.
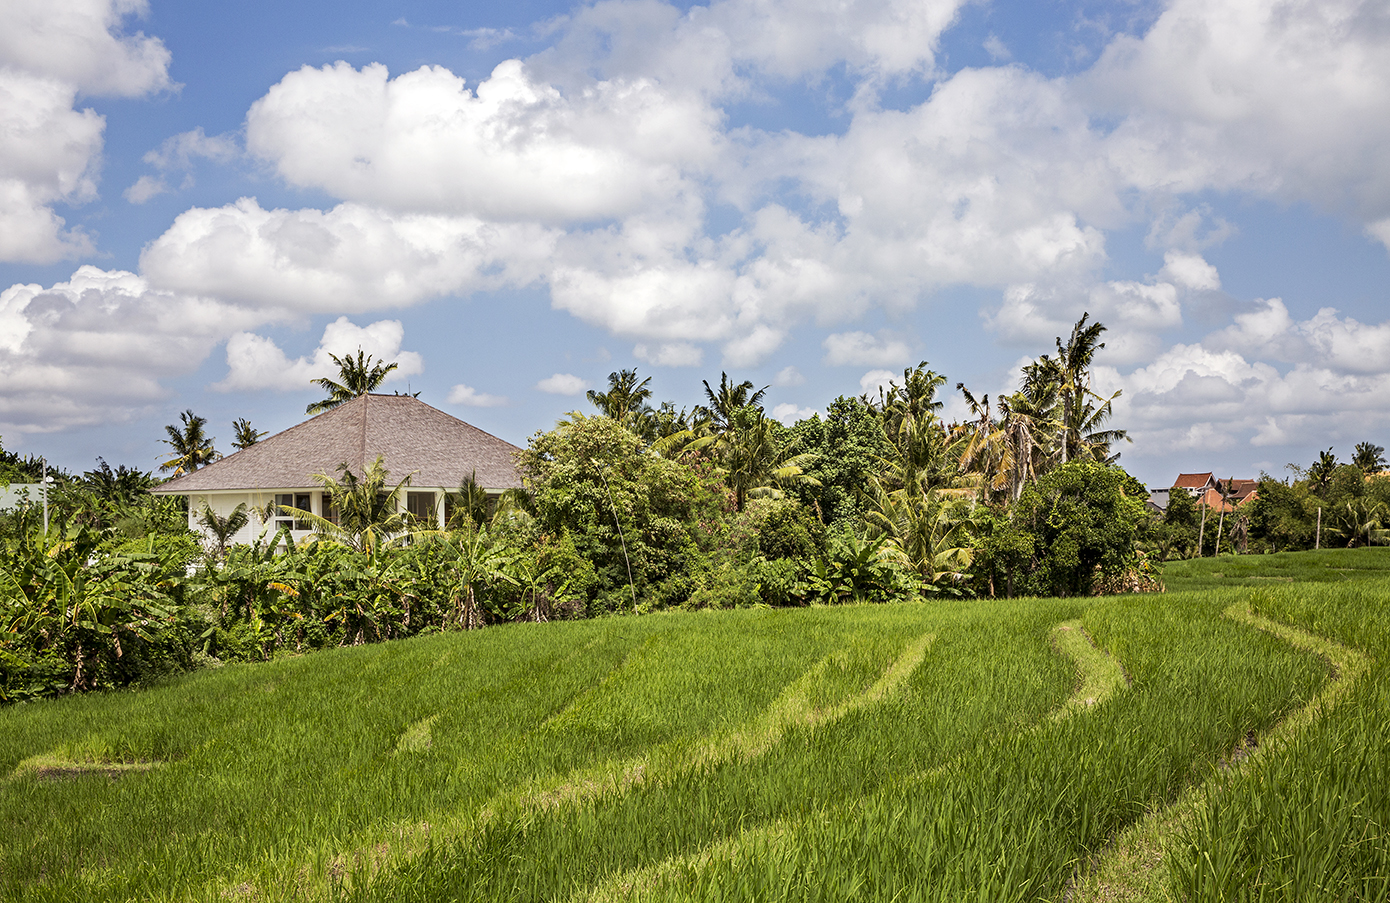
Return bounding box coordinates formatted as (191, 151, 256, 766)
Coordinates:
(2, 0, 1390, 489)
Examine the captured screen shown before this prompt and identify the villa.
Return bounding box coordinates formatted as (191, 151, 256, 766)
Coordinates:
(152, 394, 524, 546)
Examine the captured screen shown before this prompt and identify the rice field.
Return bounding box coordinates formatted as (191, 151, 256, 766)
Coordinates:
(1, 551, 1387, 901)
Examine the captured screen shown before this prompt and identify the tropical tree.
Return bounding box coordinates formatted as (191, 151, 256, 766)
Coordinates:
(867, 488, 974, 589)
(159, 410, 219, 475)
(1307, 448, 1340, 492)
(1352, 441, 1387, 474)
(696, 372, 768, 434)
(83, 458, 154, 504)
(953, 386, 1009, 496)
(231, 418, 267, 450)
(434, 529, 517, 629)
(1326, 497, 1387, 548)
(873, 363, 962, 496)
(306, 349, 399, 414)
(587, 369, 653, 424)
(197, 501, 250, 561)
(690, 405, 819, 511)
(280, 456, 413, 553)
(446, 471, 490, 531)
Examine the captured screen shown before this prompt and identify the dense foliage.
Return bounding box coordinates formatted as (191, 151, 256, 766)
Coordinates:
(0, 314, 1241, 701)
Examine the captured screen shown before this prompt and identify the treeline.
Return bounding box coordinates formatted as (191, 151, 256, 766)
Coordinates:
(2, 315, 1165, 703)
(1152, 445, 1390, 557)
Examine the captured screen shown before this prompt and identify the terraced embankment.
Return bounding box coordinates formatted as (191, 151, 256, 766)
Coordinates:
(1, 565, 1386, 902)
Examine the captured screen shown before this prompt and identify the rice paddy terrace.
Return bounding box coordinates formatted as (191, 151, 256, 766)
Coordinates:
(3, 550, 1389, 902)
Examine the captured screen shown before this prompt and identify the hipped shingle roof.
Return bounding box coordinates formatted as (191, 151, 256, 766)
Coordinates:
(153, 394, 523, 494)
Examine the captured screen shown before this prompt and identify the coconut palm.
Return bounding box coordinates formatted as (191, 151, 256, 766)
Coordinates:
(681, 405, 819, 511)
(1327, 497, 1388, 548)
(868, 487, 974, 588)
(446, 471, 491, 531)
(695, 372, 768, 434)
(197, 501, 250, 561)
(159, 410, 220, 475)
(953, 386, 1010, 495)
(231, 418, 267, 450)
(587, 369, 653, 422)
(306, 349, 399, 414)
(278, 455, 413, 554)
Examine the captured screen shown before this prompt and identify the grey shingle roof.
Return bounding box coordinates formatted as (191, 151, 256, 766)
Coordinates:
(152, 394, 523, 493)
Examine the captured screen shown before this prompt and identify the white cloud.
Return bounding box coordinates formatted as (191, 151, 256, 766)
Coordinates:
(1105, 298, 1390, 458)
(0, 266, 254, 432)
(246, 60, 720, 223)
(124, 128, 244, 203)
(535, 0, 970, 93)
(123, 174, 166, 204)
(1084, 0, 1390, 223)
(141, 197, 555, 313)
(0, 0, 173, 97)
(988, 277, 1184, 365)
(536, 372, 588, 394)
(634, 341, 703, 367)
(773, 365, 805, 387)
(1160, 250, 1220, 291)
(0, 71, 103, 262)
(0, 1, 173, 262)
(447, 383, 508, 406)
(142, 127, 238, 172)
(858, 369, 897, 396)
(771, 402, 817, 425)
(1367, 217, 1390, 255)
(214, 316, 423, 393)
(823, 330, 912, 367)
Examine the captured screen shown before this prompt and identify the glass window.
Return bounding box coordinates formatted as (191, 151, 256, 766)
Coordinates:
(407, 491, 436, 525)
(275, 493, 313, 531)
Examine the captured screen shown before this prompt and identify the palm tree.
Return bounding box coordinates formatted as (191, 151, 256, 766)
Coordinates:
(1307, 448, 1339, 492)
(306, 349, 399, 414)
(83, 458, 154, 504)
(446, 471, 490, 531)
(435, 528, 517, 629)
(721, 406, 819, 511)
(197, 501, 250, 560)
(1353, 442, 1387, 474)
(280, 456, 413, 554)
(159, 410, 220, 475)
(868, 487, 974, 588)
(587, 369, 653, 422)
(231, 418, 267, 450)
(696, 372, 768, 434)
(953, 386, 1009, 497)
(1327, 497, 1387, 548)
(1044, 313, 1131, 464)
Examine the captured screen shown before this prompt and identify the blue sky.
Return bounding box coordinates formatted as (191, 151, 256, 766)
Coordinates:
(3, 0, 1389, 488)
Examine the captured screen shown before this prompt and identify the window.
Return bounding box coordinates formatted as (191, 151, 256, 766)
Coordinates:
(406, 491, 437, 525)
(275, 493, 312, 531)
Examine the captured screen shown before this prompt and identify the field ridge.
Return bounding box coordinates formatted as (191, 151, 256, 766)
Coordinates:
(1071, 597, 1371, 902)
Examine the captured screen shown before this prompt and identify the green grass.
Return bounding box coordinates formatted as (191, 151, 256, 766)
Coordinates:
(1161, 545, 1390, 592)
(1, 549, 1387, 901)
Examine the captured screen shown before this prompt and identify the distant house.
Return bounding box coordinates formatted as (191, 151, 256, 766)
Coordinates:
(152, 394, 524, 546)
(1153, 472, 1258, 513)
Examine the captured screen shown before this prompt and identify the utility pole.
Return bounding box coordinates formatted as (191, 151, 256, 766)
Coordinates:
(1215, 477, 1231, 556)
(1198, 501, 1207, 557)
(1316, 506, 1322, 550)
(41, 457, 49, 536)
